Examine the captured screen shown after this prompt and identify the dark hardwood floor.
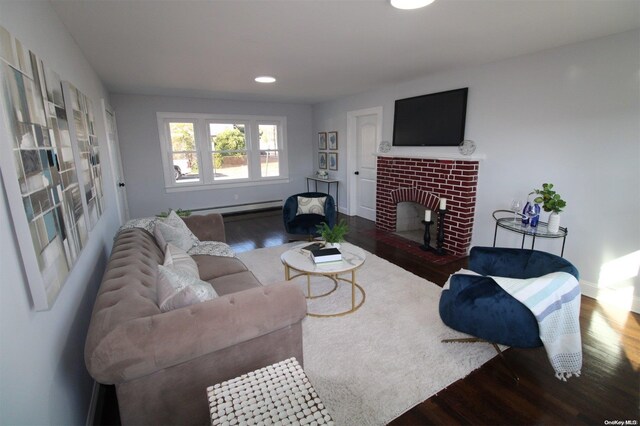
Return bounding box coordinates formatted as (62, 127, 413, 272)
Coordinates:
(96, 210, 639, 425)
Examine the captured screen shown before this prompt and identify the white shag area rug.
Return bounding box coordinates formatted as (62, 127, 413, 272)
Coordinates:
(237, 243, 498, 425)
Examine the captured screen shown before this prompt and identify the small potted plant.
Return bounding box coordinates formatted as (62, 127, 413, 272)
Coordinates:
(532, 183, 566, 233)
(157, 208, 192, 218)
(316, 219, 349, 248)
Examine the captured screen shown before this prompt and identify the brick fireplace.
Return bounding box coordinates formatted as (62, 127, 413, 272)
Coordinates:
(376, 156, 479, 256)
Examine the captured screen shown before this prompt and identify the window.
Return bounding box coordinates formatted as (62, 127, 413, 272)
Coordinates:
(168, 121, 200, 183)
(157, 113, 287, 191)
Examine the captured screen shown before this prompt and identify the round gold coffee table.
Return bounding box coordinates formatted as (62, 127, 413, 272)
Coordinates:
(280, 243, 366, 317)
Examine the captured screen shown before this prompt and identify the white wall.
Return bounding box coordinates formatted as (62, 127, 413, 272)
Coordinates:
(313, 30, 640, 311)
(0, 1, 121, 424)
(110, 94, 314, 218)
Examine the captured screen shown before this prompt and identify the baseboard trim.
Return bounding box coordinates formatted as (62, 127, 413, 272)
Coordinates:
(86, 381, 100, 426)
(190, 200, 283, 215)
(580, 279, 640, 314)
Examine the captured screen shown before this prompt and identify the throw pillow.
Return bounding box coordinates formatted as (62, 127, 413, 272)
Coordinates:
(297, 196, 326, 216)
(156, 265, 218, 312)
(187, 241, 235, 258)
(153, 225, 168, 253)
(154, 211, 199, 251)
(164, 243, 199, 276)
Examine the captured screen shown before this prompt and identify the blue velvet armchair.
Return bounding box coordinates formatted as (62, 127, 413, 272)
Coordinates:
(283, 192, 336, 239)
(439, 246, 579, 379)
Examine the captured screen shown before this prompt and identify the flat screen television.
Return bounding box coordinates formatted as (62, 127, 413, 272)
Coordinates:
(392, 87, 468, 147)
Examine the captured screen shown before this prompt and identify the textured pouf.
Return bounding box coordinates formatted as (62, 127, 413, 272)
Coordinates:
(207, 358, 334, 425)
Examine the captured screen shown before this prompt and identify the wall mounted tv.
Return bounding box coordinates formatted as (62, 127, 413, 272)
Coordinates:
(392, 87, 468, 147)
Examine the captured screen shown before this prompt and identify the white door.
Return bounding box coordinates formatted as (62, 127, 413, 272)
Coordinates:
(347, 107, 381, 221)
(103, 104, 129, 223)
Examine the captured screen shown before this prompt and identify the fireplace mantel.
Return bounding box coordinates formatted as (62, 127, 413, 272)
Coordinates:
(375, 146, 486, 161)
(375, 152, 486, 161)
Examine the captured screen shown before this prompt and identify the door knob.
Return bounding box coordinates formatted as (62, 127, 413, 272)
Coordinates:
(354, 171, 360, 175)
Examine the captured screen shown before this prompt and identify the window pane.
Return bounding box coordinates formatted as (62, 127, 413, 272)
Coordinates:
(210, 123, 246, 151)
(173, 153, 200, 183)
(260, 151, 280, 177)
(169, 122, 195, 152)
(169, 122, 199, 183)
(212, 153, 248, 180)
(259, 124, 278, 150)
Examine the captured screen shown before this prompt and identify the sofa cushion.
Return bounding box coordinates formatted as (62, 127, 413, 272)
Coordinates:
(164, 243, 199, 276)
(209, 271, 262, 296)
(192, 255, 249, 281)
(297, 196, 326, 216)
(157, 265, 218, 312)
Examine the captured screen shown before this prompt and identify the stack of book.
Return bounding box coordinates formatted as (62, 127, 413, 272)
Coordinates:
(310, 247, 342, 264)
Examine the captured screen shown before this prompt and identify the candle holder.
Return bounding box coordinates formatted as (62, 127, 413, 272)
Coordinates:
(419, 220, 434, 252)
(435, 209, 447, 255)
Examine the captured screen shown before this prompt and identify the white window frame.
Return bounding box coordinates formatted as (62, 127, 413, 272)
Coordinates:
(157, 112, 289, 192)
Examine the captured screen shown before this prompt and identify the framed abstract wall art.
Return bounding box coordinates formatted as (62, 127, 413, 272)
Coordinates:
(0, 25, 100, 311)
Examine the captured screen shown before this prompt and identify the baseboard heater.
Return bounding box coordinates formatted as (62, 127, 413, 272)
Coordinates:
(189, 200, 283, 216)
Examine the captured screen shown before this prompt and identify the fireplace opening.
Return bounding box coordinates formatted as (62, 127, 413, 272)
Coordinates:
(395, 202, 437, 245)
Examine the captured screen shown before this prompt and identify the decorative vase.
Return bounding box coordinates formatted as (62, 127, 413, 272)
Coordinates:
(522, 202, 541, 227)
(548, 212, 560, 233)
(324, 242, 341, 249)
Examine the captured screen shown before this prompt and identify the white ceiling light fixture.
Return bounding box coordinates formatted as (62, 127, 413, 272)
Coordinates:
(255, 76, 276, 84)
(390, 0, 435, 10)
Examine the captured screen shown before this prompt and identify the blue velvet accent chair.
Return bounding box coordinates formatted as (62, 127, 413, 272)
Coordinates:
(283, 192, 336, 239)
(439, 246, 579, 379)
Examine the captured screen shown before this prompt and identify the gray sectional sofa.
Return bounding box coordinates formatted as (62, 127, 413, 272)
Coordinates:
(84, 213, 307, 425)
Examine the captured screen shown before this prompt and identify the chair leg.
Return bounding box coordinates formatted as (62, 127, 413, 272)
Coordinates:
(441, 338, 520, 383)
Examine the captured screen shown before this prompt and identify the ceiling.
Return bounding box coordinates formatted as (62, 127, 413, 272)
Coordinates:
(50, 0, 640, 104)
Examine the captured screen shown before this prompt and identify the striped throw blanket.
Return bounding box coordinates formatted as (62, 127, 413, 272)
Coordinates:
(491, 272, 582, 381)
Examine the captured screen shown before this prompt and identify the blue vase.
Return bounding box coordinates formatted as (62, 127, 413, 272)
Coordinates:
(522, 202, 541, 227)
(521, 202, 530, 226)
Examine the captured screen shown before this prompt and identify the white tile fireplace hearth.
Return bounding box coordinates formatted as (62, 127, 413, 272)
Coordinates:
(376, 156, 479, 256)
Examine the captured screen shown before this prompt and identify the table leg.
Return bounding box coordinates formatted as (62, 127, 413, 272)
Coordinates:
(284, 264, 290, 281)
(351, 270, 356, 310)
(307, 274, 311, 297)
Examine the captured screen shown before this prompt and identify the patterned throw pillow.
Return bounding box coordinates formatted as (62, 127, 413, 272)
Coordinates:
(154, 211, 199, 252)
(164, 243, 199, 276)
(156, 265, 218, 312)
(297, 196, 326, 216)
(118, 217, 157, 234)
(188, 241, 235, 258)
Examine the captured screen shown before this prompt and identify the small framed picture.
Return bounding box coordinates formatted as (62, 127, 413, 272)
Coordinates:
(318, 132, 327, 150)
(328, 131, 338, 150)
(328, 152, 338, 171)
(319, 152, 327, 169)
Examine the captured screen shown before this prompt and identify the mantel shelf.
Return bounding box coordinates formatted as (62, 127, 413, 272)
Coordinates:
(374, 150, 486, 161)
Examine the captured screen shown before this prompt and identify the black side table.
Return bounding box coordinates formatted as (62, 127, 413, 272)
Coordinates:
(492, 209, 568, 257)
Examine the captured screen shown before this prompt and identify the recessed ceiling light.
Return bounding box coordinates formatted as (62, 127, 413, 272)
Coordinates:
(390, 0, 435, 10)
(255, 76, 276, 84)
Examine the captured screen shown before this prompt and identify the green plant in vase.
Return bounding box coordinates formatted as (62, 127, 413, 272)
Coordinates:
(316, 219, 349, 248)
(532, 183, 566, 233)
(157, 208, 192, 218)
